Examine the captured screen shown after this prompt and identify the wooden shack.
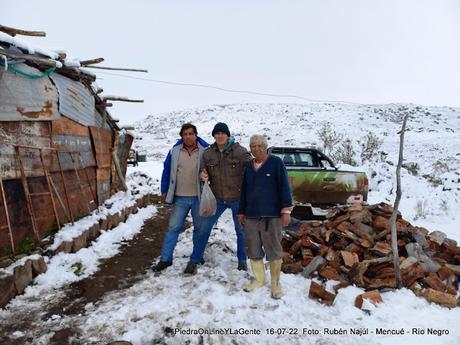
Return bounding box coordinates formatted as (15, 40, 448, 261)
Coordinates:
(0, 26, 139, 255)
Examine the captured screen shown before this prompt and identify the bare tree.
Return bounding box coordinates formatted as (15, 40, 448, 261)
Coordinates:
(316, 122, 342, 154)
(390, 113, 409, 288)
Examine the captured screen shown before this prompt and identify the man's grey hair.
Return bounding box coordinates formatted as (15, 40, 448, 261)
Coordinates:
(249, 134, 268, 148)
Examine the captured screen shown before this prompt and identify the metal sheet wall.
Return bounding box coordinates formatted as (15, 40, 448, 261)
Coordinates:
(0, 64, 60, 121)
(49, 73, 103, 127)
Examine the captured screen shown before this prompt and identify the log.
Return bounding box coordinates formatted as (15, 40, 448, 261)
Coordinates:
(371, 242, 392, 256)
(302, 256, 327, 278)
(308, 281, 336, 306)
(423, 273, 447, 292)
(103, 96, 144, 103)
(281, 261, 303, 274)
(319, 267, 341, 281)
(0, 49, 58, 67)
(333, 281, 352, 293)
(349, 256, 393, 287)
(354, 290, 383, 309)
(0, 24, 46, 37)
(84, 65, 148, 72)
(80, 57, 104, 66)
(401, 263, 426, 287)
(341, 250, 359, 267)
(366, 277, 397, 289)
(422, 288, 458, 308)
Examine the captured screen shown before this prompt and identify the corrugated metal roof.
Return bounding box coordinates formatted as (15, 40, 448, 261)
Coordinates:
(0, 63, 60, 121)
(50, 73, 103, 127)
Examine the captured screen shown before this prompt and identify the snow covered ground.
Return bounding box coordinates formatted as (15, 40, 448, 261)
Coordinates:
(1, 102, 459, 345)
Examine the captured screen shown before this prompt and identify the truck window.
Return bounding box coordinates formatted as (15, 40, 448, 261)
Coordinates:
(272, 151, 318, 167)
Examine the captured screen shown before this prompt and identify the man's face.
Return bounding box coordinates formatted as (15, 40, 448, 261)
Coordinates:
(181, 128, 197, 147)
(250, 143, 267, 161)
(214, 132, 229, 147)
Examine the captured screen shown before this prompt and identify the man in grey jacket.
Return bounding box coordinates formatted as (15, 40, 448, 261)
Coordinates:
(152, 123, 209, 272)
(184, 122, 252, 274)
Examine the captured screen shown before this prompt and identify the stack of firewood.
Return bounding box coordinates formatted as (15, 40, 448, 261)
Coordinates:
(281, 202, 460, 307)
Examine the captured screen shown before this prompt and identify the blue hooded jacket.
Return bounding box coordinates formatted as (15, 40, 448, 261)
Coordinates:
(161, 136, 209, 203)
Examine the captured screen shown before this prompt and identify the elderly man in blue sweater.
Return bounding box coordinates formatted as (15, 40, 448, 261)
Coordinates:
(237, 134, 293, 299)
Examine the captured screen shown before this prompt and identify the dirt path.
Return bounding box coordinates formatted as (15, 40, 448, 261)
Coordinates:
(0, 197, 179, 345)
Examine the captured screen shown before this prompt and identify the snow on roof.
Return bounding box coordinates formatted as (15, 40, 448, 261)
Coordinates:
(0, 31, 58, 59)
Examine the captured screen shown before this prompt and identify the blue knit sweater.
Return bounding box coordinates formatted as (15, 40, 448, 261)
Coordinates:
(238, 155, 293, 218)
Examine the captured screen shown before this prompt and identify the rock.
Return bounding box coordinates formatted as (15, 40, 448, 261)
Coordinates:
(107, 341, 133, 345)
(99, 217, 108, 230)
(72, 231, 89, 253)
(354, 290, 383, 309)
(302, 256, 327, 278)
(31, 257, 47, 276)
(0, 257, 14, 269)
(308, 281, 336, 306)
(13, 260, 33, 294)
(0, 272, 16, 308)
(423, 288, 458, 308)
(55, 241, 73, 254)
(88, 223, 101, 241)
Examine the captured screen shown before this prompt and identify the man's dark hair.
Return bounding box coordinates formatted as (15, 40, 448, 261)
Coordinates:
(179, 123, 197, 136)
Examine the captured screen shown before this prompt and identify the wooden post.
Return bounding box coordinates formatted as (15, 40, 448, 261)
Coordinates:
(14, 146, 39, 241)
(39, 149, 61, 230)
(390, 113, 409, 288)
(112, 151, 128, 191)
(0, 179, 15, 253)
(54, 150, 74, 224)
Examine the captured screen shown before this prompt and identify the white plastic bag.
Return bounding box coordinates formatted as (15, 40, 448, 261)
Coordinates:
(199, 182, 217, 217)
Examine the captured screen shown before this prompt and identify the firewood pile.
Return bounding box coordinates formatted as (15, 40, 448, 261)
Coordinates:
(281, 202, 460, 308)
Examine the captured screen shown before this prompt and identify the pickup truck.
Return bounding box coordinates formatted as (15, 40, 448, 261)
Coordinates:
(269, 147, 368, 219)
(127, 149, 139, 167)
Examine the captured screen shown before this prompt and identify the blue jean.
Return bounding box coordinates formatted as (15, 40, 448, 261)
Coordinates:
(190, 198, 246, 263)
(160, 196, 202, 263)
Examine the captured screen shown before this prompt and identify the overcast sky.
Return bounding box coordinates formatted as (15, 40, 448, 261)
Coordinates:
(1, 0, 459, 125)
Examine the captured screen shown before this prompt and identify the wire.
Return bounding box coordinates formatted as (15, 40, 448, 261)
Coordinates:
(93, 70, 361, 105)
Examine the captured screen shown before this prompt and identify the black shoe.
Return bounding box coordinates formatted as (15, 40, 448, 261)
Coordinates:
(237, 260, 248, 271)
(152, 261, 172, 272)
(200, 258, 205, 265)
(184, 261, 197, 275)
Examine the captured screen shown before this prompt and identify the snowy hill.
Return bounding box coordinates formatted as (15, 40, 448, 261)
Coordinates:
(134, 102, 460, 240)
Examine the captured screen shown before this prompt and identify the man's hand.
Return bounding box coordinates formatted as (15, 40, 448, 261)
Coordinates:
(281, 213, 291, 228)
(161, 193, 166, 203)
(237, 214, 246, 227)
(200, 169, 209, 181)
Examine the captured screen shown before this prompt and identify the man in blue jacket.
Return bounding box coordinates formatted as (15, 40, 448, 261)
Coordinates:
(237, 134, 293, 299)
(152, 123, 209, 272)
